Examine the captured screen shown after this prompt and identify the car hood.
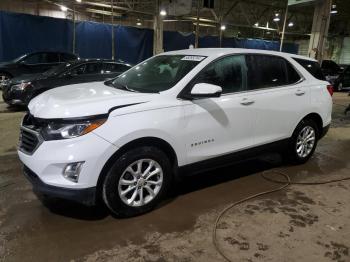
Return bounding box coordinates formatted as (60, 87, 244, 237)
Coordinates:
(28, 82, 155, 119)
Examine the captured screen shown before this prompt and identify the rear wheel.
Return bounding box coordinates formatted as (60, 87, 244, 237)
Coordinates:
(285, 119, 318, 164)
(102, 146, 172, 217)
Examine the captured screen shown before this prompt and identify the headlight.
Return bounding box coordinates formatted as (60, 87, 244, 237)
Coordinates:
(11, 82, 32, 91)
(41, 118, 107, 140)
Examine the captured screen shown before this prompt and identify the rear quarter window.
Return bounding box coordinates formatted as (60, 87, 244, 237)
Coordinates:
(246, 55, 300, 90)
(293, 58, 325, 80)
(60, 53, 78, 62)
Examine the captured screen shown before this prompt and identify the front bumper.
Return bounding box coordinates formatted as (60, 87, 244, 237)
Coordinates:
(23, 165, 96, 205)
(18, 131, 118, 203)
(2, 85, 30, 106)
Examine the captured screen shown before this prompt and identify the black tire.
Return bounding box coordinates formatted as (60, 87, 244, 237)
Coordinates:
(284, 119, 319, 165)
(102, 146, 172, 217)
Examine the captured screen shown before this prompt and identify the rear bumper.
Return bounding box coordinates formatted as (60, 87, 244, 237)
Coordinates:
(23, 165, 97, 206)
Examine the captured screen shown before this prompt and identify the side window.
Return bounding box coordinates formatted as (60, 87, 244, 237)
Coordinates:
(246, 55, 288, 90)
(194, 55, 247, 94)
(103, 63, 131, 73)
(22, 53, 43, 64)
(70, 63, 101, 75)
(85, 63, 102, 74)
(286, 61, 302, 84)
(60, 53, 77, 62)
(43, 53, 60, 63)
(293, 58, 325, 80)
(70, 64, 86, 75)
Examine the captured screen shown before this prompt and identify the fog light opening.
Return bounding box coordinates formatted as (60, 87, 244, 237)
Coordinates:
(63, 162, 84, 183)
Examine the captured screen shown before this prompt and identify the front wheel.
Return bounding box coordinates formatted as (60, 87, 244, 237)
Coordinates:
(102, 146, 172, 217)
(284, 119, 318, 164)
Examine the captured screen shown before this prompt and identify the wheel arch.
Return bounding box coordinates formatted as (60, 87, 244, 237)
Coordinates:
(95, 136, 179, 202)
(297, 113, 324, 138)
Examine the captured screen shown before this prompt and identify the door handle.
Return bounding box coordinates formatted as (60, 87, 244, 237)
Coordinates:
(295, 89, 305, 96)
(240, 98, 255, 105)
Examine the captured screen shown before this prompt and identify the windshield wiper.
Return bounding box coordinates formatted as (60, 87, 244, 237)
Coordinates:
(110, 81, 138, 93)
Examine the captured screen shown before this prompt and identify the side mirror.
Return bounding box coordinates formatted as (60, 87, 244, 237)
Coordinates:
(189, 83, 222, 99)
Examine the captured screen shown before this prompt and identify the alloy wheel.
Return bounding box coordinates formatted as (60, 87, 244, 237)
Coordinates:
(296, 126, 316, 158)
(118, 159, 163, 207)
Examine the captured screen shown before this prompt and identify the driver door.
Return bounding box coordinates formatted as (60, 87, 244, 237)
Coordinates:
(182, 55, 257, 165)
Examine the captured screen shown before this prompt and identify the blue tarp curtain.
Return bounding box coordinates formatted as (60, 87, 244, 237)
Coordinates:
(75, 21, 112, 60)
(0, 10, 298, 64)
(114, 25, 153, 65)
(0, 11, 73, 62)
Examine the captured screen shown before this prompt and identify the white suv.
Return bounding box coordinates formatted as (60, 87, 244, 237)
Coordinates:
(18, 48, 332, 217)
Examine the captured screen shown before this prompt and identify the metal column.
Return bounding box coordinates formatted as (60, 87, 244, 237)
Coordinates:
(153, 0, 163, 55)
(111, 0, 115, 60)
(308, 0, 332, 62)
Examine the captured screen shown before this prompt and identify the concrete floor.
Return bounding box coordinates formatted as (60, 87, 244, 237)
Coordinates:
(0, 92, 349, 262)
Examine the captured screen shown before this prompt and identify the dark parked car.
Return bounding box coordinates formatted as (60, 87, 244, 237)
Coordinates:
(321, 59, 343, 86)
(2, 59, 132, 106)
(0, 51, 78, 87)
(334, 65, 350, 91)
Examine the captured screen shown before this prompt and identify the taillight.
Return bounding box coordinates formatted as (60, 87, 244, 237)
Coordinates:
(326, 85, 334, 96)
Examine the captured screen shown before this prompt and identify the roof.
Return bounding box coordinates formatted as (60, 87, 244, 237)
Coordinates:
(163, 48, 316, 62)
(67, 59, 131, 65)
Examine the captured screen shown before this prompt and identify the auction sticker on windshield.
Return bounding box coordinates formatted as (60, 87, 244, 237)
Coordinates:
(181, 56, 206, 61)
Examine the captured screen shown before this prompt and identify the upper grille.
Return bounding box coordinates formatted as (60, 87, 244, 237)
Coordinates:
(19, 114, 43, 155)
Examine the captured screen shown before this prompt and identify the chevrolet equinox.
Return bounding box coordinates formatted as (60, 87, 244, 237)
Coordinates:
(18, 49, 333, 217)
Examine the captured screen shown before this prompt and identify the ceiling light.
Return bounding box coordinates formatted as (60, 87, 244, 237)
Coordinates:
(220, 25, 226, 30)
(76, 0, 82, 2)
(136, 22, 142, 26)
(288, 22, 294, 27)
(275, 13, 280, 17)
(254, 22, 259, 27)
(273, 17, 280, 22)
(330, 10, 338, 14)
(160, 10, 167, 16)
(60, 5, 68, 11)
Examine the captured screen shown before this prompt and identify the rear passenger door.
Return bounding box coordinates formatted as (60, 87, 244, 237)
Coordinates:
(244, 54, 308, 145)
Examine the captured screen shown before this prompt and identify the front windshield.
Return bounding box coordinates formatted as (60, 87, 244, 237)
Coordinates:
(108, 55, 206, 93)
(42, 63, 72, 76)
(11, 54, 27, 63)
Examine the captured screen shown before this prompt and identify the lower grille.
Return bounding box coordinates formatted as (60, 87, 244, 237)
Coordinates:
(19, 127, 42, 154)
